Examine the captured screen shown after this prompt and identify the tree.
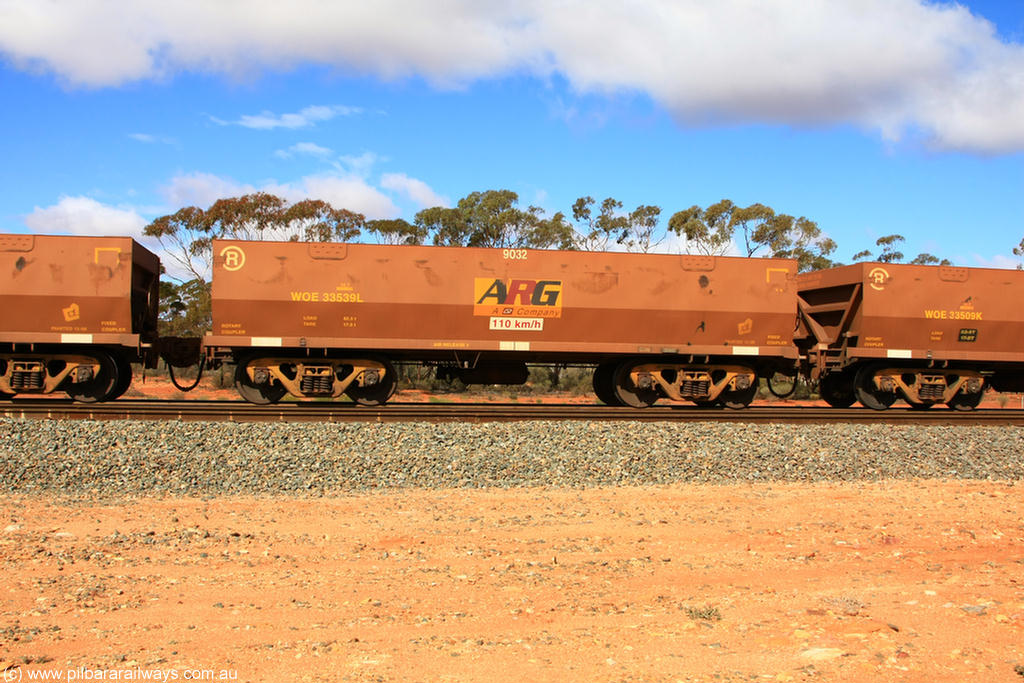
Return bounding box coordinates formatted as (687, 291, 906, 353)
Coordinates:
(144, 193, 365, 283)
(875, 234, 905, 263)
(853, 235, 951, 266)
(1014, 236, 1024, 269)
(416, 190, 575, 249)
(144, 206, 214, 284)
(366, 218, 429, 245)
(572, 197, 629, 251)
(668, 199, 835, 271)
(667, 200, 735, 256)
(157, 277, 211, 336)
(622, 205, 663, 253)
(570, 196, 664, 252)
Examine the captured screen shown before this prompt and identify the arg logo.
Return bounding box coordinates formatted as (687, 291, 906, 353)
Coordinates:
(474, 278, 563, 318)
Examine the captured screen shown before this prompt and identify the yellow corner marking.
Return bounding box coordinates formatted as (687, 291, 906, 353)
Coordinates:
(94, 247, 121, 265)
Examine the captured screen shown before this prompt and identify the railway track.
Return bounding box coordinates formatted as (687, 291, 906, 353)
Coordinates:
(3, 399, 1024, 425)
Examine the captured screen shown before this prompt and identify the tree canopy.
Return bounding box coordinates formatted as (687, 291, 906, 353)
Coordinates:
(668, 199, 836, 272)
(145, 192, 365, 284)
(852, 235, 951, 266)
(415, 190, 575, 250)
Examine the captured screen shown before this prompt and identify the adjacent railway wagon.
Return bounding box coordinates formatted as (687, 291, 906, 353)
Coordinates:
(206, 239, 800, 407)
(0, 234, 160, 401)
(797, 263, 1024, 410)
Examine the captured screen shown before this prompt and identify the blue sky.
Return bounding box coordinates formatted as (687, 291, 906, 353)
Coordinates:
(1, 0, 1023, 272)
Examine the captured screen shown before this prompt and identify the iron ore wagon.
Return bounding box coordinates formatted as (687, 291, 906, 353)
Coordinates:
(797, 263, 1024, 410)
(206, 240, 800, 408)
(0, 234, 160, 401)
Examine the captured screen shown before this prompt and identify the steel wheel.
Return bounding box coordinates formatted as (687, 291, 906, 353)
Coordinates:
(345, 360, 397, 406)
(947, 390, 984, 411)
(612, 361, 659, 408)
(592, 362, 623, 406)
(108, 354, 134, 400)
(854, 364, 897, 411)
(66, 351, 119, 403)
(235, 361, 287, 404)
(0, 360, 11, 399)
(720, 381, 758, 409)
(819, 373, 856, 408)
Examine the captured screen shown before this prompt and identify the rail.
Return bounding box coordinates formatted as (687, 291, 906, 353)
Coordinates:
(3, 399, 1024, 425)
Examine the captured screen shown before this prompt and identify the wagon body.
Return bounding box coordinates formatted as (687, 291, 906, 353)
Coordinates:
(208, 239, 798, 362)
(798, 263, 1024, 406)
(798, 263, 1024, 364)
(0, 234, 160, 400)
(0, 233, 159, 346)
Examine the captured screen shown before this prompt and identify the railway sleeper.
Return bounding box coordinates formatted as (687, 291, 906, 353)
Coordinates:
(0, 354, 104, 395)
(239, 356, 393, 403)
(629, 363, 758, 405)
(868, 367, 985, 407)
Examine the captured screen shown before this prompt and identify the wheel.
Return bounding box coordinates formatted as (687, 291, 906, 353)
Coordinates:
(720, 376, 758, 410)
(819, 373, 856, 408)
(345, 360, 397, 406)
(854, 364, 897, 411)
(612, 361, 659, 408)
(767, 372, 797, 399)
(235, 361, 287, 405)
(592, 362, 623, 406)
(66, 351, 120, 403)
(0, 360, 11, 399)
(108, 354, 134, 400)
(948, 390, 984, 411)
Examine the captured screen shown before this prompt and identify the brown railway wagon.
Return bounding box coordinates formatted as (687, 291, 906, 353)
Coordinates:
(797, 262, 1024, 410)
(207, 239, 799, 407)
(0, 234, 160, 401)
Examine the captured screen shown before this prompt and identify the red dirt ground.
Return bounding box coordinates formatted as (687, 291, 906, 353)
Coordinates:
(2, 482, 1022, 682)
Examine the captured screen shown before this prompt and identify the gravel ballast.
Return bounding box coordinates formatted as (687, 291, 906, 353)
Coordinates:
(1, 418, 1022, 495)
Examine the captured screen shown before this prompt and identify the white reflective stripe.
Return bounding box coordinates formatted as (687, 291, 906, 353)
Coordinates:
(887, 349, 912, 359)
(61, 333, 93, 344)
(732, 346, 759, 355)
(251, 337, 283, 347)
(516, 341, 530, 351)
(499, 341, 531, 351)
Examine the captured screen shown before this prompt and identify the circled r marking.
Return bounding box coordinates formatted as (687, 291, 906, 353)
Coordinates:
(220, 246, 246, 271)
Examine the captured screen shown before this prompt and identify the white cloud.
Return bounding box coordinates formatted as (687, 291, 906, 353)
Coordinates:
(381, 172, 448, 208)
(161, 172, 255, 208)
(159, 170, 430, 220)
(128, 132, 176, 145)
(266, 175, 401, 219)
(24, 196, 146, 237)
(274, 142, 334, 159)
(4, 2, 1024, 152)
(970, 253, 1021, 270)
(218, 104, 360, 130)
(337, 151, 383, 176)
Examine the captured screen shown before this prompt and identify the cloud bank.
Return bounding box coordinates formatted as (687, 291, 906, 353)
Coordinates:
(2, 0, 1024, 152)
(24, 196, 147, 237)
